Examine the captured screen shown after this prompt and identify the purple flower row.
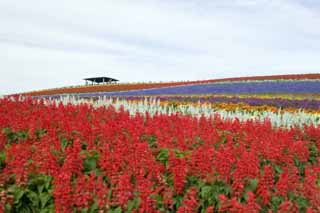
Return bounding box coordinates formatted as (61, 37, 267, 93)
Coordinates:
(80, 80, 320, 97)
(118, 96, 320, 110)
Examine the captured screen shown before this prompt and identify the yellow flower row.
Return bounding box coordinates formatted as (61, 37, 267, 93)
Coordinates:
(124, 99, 320, 115)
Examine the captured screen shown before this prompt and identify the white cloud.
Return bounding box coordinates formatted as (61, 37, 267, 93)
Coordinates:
(0, 0, 320, 94)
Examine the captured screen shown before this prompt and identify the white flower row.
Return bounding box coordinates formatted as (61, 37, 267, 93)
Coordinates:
(39, 95, 320, 128)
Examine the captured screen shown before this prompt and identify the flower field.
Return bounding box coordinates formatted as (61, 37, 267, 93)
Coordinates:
(1, 74, 320, 212)
(22, 73, 320, 97)
(113, 95, 320, 111)
(80, 80, 320, 97)
(22, 81, 195, 97)
(45, 96, 320, 128)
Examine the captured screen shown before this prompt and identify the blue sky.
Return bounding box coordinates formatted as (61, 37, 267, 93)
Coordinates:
(1, 0, 320, 94)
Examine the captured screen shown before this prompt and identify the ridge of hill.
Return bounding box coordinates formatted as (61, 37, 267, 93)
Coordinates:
(22, 73, 320, 96)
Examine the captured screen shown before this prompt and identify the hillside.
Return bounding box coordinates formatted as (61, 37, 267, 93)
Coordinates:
(22, 73, 320, 96)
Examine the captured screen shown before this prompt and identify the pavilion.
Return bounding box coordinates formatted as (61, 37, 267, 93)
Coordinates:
(84, 77, 119, 85)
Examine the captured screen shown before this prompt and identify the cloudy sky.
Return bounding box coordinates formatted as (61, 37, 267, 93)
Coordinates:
(1, 0, 320, 95)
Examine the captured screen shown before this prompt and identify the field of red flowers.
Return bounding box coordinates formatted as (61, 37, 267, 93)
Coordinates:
(0, 97, 319, 212)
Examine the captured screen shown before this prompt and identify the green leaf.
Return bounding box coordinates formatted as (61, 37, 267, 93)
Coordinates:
(38, 204, 54, 213)
(80, 208, 89, 213)
(294, 158, 305, 178)
(173, 194, 184, 209)
(2, 128, 20, 144)
(37, 185, 45, 194)
(274, 165, 282, 174)
(174, 149, 187, 158)
(308, 143, 318, 164)
(39, 193, 50, 209)
(4, 203, 12, 212)
(44, 176, 52, 190)
(288, 193, 309, 211)
(12, 187, 25, 203)
(16, 204, 34, 213)
(127, 197, 140, 212)
(17, 131, 28, 140)
(154, 194, 164, 209)
(271, 195, 284, 211)
(60, 138, 71, 152)
(156, 148, 169, 165)
(200, 185, 212, 200)
(112, 207, 122, 213)
(84, 158, 97, 172)
(0, 151, 6, 169)
(26, 190, 39, 207)
(186, 175, 200, 187)
(3, 128, 13, 140)
(146, 135, 157, 148)
(247, 178, 258, 192)
(36, 129, 47, 139)
(82, 151, 100, 175)
(89, 201, 99, 213)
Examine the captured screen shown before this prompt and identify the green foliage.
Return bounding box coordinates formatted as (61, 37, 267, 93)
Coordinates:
(156, 148, 169, 165)
(192, 136, 204, 148)
(153, 193, 171, 213)
(107, 206, 122, 213)
(248, 178, 258, 191)
(173, 193, 184, 211)
(0, 150, 5, 170)
(60, 138, 72, 152)
(270, 195, 284, 212)
(174, 149, 188, 158)
(198, 180, 232, 211)
(35, 129, 47, 139)
(242, 178, 258, 202)
(79, 201, 99, 213)
(288, 193, 309, 212)
(142, 135, 157, 148)
(82, 150, 101, 176)
(8, 175, 54, 213)
(272, 164, 283, 182)
(185, 176, 232, 211)
(127, 197, 140, 212)
(294, 158, 306, 178)
(308, 143, 318, 164)
(2, 128, 28, 144)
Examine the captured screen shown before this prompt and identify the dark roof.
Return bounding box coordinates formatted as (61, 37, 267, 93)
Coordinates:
(84, 77, 119, 83)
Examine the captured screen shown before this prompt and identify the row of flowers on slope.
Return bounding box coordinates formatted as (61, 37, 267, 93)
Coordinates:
(22, 81, 193, 97)
(90, 80, 320, 97)
(194, 93, 320, 101)
(112, 95, 320, 111)
(21, 73, 320, 97)
(0, 97, 319, 212)
(161, 101, 320, 115)
(45, 96, 320, 128)
(104, 97, 320, 116)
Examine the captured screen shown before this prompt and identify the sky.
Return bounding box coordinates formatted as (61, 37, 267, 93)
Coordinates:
(1, 0, 320, 95)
